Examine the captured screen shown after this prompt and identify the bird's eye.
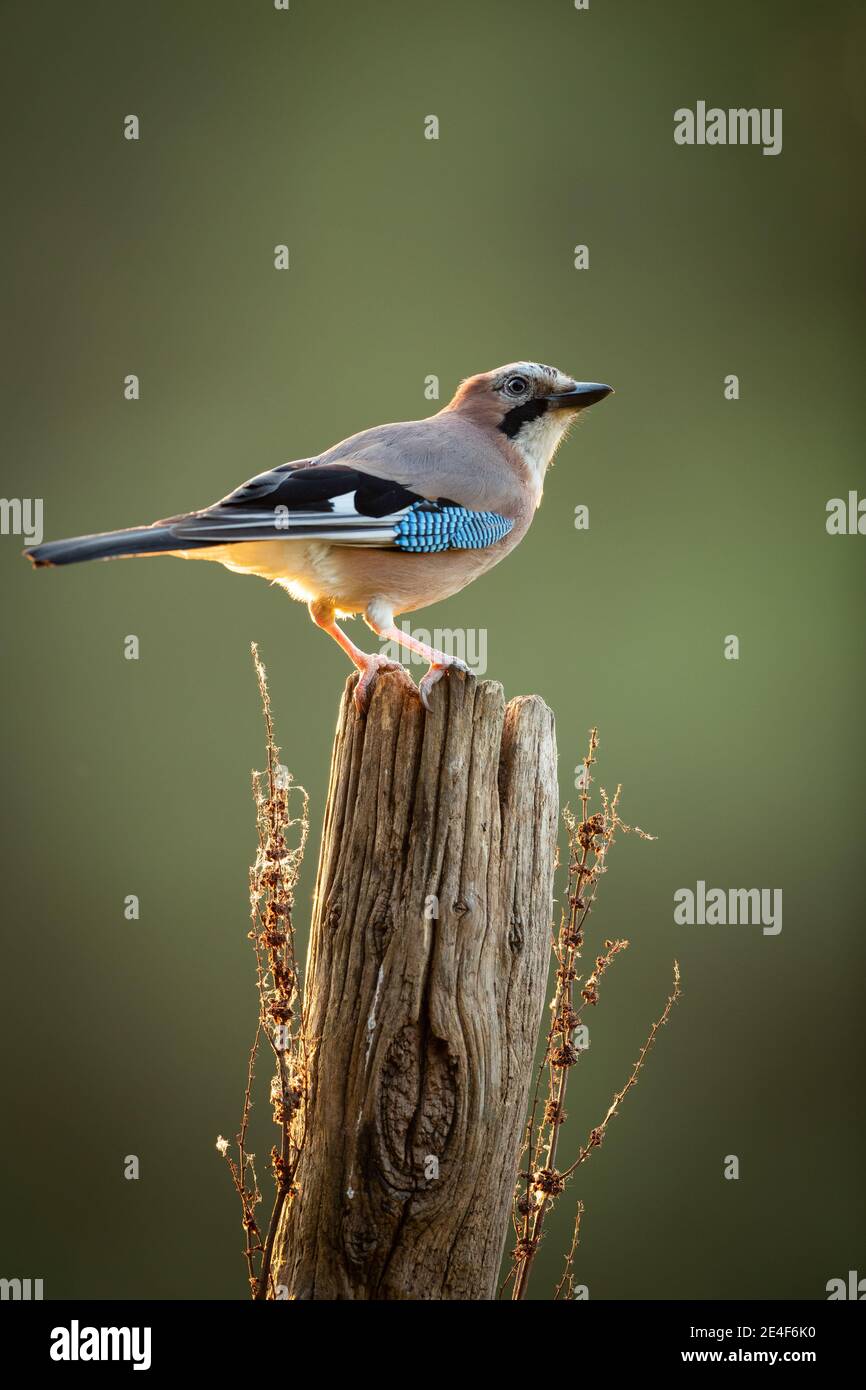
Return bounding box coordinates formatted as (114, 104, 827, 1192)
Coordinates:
(505, 375, 528, 396)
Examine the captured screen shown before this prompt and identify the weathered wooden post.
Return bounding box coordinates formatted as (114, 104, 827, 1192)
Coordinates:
(272, 668, 558, 1299)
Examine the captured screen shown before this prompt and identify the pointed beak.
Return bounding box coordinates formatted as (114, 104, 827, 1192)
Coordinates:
(546, 382, 614, 410)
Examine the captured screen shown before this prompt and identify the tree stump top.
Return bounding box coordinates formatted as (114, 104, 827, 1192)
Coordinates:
(274, 669, 559, 1300)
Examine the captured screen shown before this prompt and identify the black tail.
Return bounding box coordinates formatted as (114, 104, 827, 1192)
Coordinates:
(25, 524, 211, 568)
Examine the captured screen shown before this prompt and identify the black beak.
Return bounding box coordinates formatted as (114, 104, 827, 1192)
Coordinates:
(546, 382, 614, 410)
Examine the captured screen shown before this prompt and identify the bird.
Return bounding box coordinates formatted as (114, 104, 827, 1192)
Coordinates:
(25, 362, 613, 711)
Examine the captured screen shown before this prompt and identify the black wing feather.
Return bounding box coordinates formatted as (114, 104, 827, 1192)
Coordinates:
(26, 462, 457, 566)
(213, 463, 424, 519)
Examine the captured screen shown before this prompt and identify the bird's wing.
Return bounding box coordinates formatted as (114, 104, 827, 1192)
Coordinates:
(318, 416, 525, 515)
(167, 461, 513, 553)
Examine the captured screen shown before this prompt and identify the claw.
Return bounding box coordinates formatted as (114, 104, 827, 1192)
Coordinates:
(418, 658, 470, 712)
(353, 654, 413, 715)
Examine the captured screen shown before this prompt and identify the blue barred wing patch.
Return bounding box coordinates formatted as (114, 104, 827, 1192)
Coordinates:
(393, 502, 513, 553)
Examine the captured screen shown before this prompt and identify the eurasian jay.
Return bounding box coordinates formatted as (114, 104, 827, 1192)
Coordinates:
(25, 362, 612, 710)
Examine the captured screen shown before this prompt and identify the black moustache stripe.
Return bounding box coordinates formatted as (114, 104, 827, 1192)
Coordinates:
(498, 396, 549, 438)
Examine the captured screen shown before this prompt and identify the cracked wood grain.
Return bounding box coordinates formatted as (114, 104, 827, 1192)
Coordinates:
(272, 667, 558, 1300)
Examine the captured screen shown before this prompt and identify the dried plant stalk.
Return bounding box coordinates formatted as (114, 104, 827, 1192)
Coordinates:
(553, 1200, 584, 1301)
(505, 729, 680, 1301)
(217, 644, 309, 1299)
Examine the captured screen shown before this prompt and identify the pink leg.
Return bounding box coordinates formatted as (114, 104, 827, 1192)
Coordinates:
(308, 601, 411, 714)
(366, 619, 470, 712)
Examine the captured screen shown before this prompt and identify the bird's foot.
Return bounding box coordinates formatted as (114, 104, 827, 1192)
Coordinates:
(418, 657, 471, 712)
(354, 654, 413, 715)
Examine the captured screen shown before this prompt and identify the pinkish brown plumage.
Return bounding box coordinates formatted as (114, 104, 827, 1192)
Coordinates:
(25, 362, 613, 709)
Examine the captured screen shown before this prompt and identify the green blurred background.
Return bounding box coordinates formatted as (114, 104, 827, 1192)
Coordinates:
(1, 0, 864, 1300)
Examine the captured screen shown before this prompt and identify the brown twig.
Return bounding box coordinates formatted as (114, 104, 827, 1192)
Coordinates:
(553, 1200, 584, 1300)
(217, 644, 309, 1299)
(560, 960, 681, 1180)
(508, 729, 678, 1301)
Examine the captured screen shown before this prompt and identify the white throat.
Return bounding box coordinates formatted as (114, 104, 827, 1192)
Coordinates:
(512, 411, 576, 492)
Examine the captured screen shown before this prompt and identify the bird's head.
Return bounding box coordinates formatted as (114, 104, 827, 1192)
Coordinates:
(445, 361, 613, 484)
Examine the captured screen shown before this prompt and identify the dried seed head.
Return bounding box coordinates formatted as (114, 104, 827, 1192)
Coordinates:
(512, 1236, 536, 1261)
(532, 1167, 566, 1196)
